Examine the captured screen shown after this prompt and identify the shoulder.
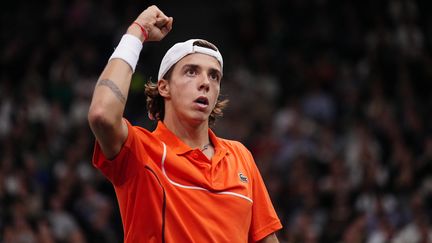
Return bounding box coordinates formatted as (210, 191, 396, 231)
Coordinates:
(131, 124, 153, 135)
(124, 120, 163, 148)
(220, 138, 250, 152)
(219, 138, 254, 162)
(128, 122, 156, 138)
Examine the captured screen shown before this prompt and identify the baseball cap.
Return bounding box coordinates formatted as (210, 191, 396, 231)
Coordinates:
(158, 39, 223, 80)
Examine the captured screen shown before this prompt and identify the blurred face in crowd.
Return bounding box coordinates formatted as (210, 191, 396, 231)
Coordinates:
(159, 53, 222, 125)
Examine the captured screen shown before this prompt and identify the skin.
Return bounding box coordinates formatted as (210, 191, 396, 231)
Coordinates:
(87, 5, 278, 243)
(158, 53, 222, 159)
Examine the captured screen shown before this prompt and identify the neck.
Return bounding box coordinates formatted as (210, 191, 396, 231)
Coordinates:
(163, 114, 210, 149)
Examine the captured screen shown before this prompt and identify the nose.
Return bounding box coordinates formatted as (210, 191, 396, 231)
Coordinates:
(198, 74, 210, 92)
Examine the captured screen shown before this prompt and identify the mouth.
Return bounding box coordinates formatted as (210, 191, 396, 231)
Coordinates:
(194, 96, 209, 108)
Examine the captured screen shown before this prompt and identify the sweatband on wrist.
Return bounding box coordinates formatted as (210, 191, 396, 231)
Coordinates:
(109, 34, 143, 72)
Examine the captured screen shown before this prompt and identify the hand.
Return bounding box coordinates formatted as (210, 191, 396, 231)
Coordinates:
(131, 5, 173, 42)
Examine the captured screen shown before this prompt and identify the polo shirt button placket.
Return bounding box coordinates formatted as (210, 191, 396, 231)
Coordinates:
(192, 152, 199, 159)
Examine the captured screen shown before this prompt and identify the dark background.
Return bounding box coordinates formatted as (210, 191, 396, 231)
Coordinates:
(1, 0, 432, 242)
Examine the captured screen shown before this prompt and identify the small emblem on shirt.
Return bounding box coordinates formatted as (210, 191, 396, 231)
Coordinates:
(238, 172, 248, 183)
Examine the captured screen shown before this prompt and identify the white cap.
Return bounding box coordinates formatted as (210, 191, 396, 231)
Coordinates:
(158, 39, 223, 80)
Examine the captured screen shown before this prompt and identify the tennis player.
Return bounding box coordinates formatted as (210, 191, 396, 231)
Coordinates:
(88, 5, 282, 242)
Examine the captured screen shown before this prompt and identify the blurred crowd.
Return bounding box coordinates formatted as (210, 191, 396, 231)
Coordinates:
(1, 0, 432, 242)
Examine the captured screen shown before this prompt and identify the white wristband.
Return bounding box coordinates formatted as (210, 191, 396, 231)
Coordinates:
(109, 34, 143, 72)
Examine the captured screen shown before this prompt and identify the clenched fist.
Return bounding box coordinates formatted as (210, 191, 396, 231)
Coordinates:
(128, 5, 173, 42)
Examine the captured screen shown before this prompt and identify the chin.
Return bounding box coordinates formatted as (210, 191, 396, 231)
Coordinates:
(188, 114, 209, 126)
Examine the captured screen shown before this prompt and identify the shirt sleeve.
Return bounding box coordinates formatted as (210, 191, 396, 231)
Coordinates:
(247, 151, 283, 242)
(92, 119, 145, 186)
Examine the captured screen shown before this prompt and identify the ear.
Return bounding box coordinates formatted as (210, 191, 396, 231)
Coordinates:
(158, 79, 170, 98)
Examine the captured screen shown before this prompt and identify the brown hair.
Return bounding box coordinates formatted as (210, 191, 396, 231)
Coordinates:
(144, 40, 228, 126)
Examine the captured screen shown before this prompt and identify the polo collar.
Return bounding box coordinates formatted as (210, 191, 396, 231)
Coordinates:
(152, 121, 228, 158)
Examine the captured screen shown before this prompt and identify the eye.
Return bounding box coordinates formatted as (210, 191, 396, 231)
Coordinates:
(209, 72, 221, 82)
(185, 68, 197, 76)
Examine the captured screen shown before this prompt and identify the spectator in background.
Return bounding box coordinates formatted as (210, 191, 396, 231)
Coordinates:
(0, 0, 432, 242)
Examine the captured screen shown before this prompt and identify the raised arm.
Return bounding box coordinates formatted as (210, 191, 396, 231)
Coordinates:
(88, 5, 173, 159)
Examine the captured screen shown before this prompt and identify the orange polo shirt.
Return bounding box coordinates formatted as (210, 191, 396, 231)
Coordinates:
(93, 120, 282, 242)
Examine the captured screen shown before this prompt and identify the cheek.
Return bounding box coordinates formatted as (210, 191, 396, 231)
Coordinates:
(172, 81, 191, 96)
(212, 86, 221, 104)
(211, 83, 220, 93)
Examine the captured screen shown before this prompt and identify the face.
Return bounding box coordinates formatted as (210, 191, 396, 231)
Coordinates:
(159, 53, 222, 125)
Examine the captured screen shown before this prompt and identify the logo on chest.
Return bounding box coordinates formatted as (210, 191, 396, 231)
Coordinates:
(238, 172, 249, 183)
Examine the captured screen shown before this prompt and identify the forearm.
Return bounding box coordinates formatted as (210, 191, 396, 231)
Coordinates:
(89, 5, 172, 126)
(88, 5, 173, 158)
(91, 24, 144, 120)
(88, 24, 145, 157)
(89, 4, 173, 125)
(91, 58, 134, 125)
(88, 59, 134, 158)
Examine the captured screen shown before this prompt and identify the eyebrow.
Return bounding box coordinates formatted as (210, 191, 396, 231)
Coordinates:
(182, 64, 222, 77)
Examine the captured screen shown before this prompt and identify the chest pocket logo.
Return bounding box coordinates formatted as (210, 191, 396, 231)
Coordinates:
(238, 172, 248, 183)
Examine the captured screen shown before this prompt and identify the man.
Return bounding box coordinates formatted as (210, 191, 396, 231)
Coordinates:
(88, 5, 282, 243)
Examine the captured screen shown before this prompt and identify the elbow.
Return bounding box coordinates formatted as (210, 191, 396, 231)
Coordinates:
(88, 105, 116, 132)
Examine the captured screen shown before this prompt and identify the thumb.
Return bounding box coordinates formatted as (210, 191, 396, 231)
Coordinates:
(160, 17, 173, 35)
